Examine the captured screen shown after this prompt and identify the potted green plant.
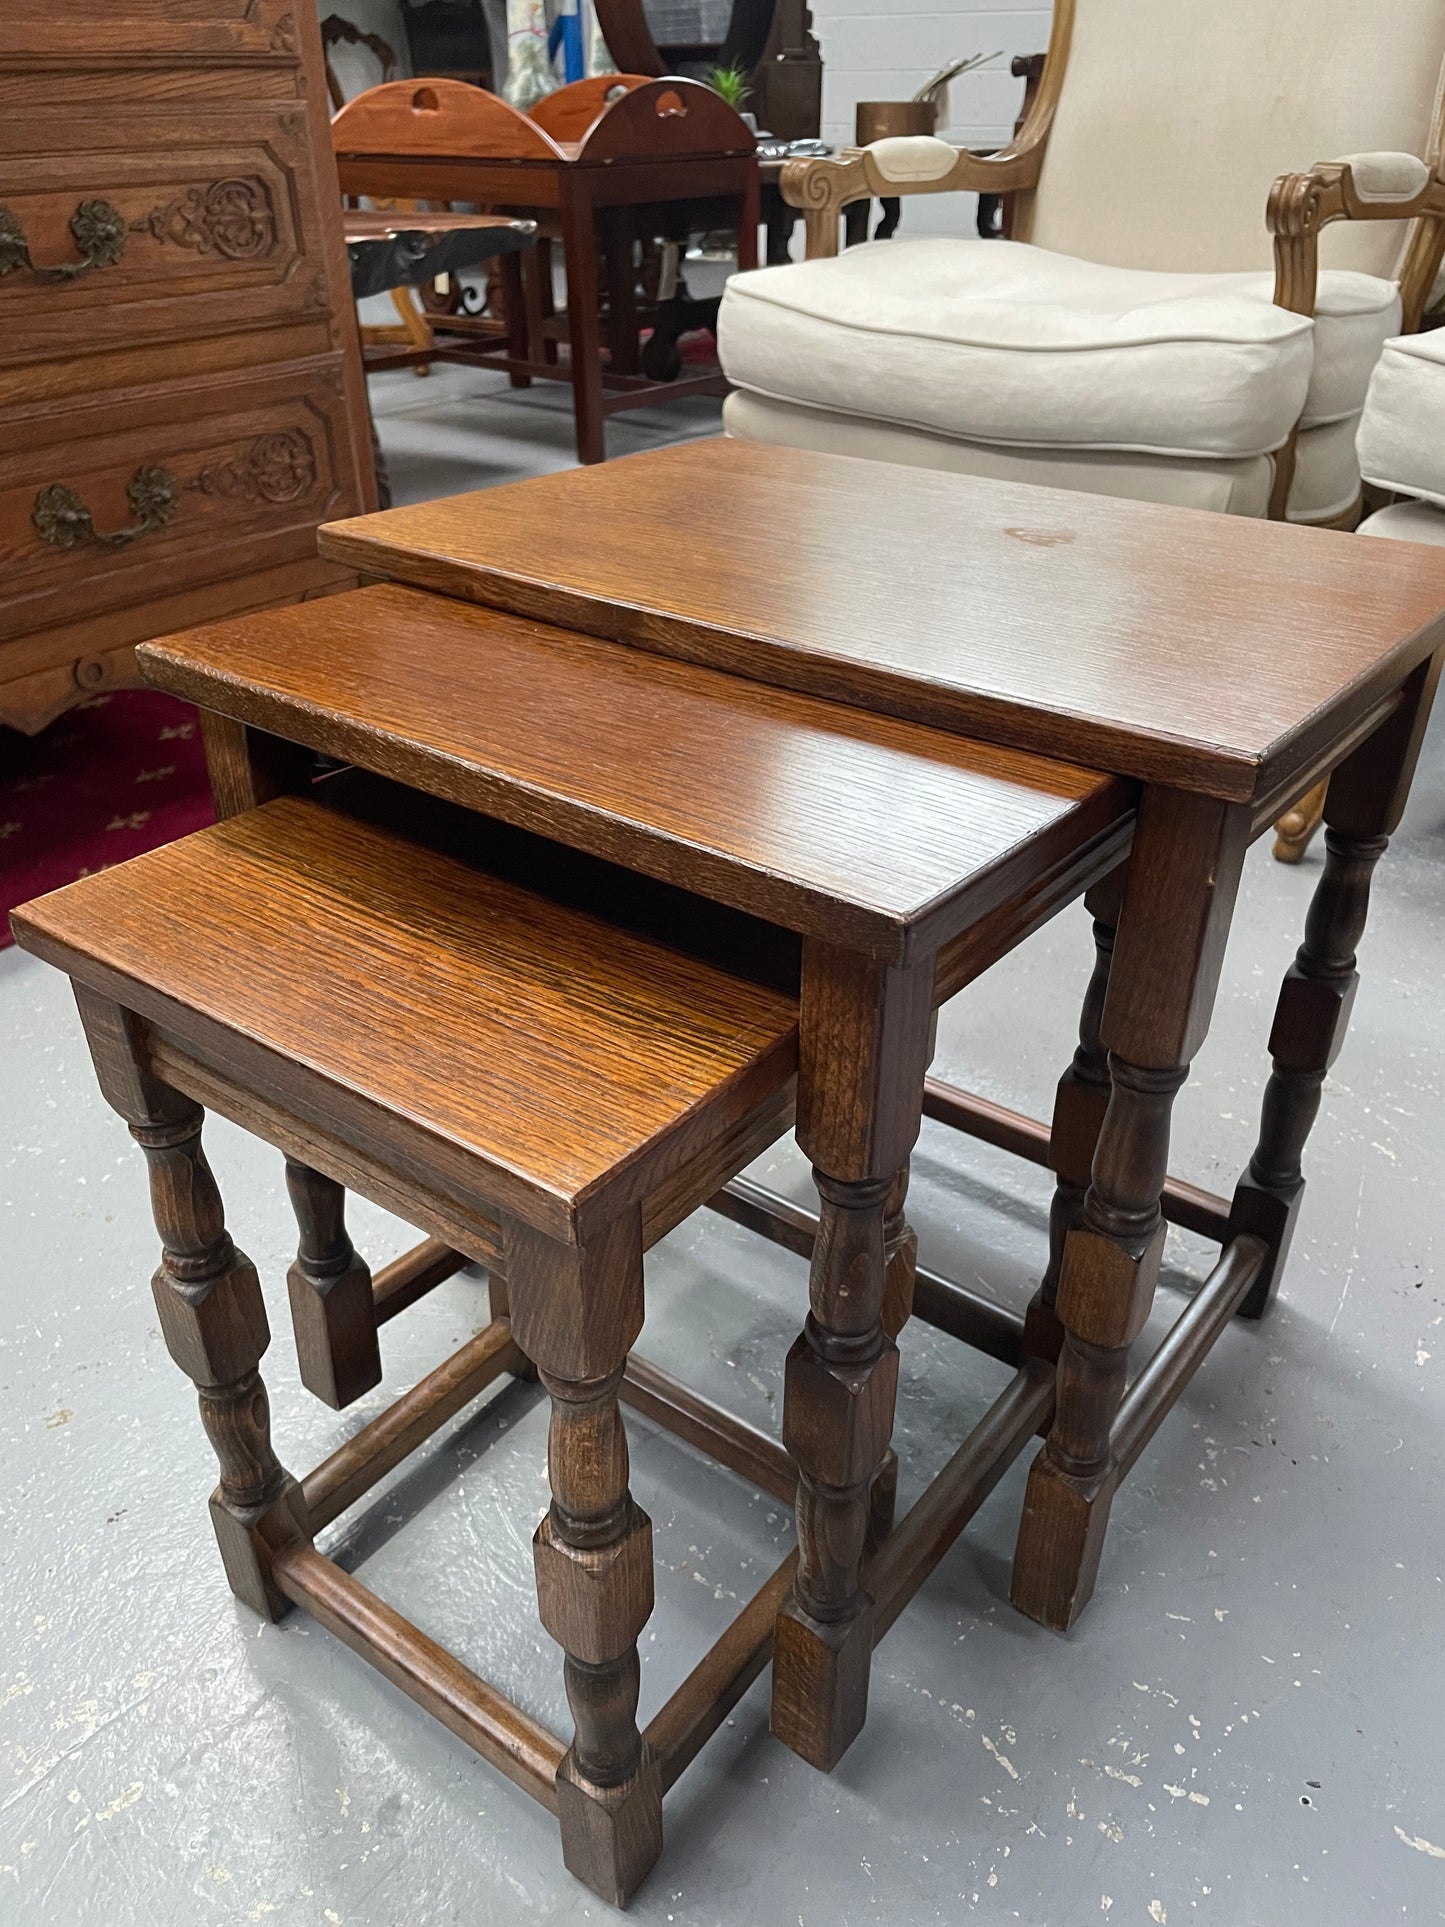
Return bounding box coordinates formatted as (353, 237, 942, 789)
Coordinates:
(707, 60, 754, 125)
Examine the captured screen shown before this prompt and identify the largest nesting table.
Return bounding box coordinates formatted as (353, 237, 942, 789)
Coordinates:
(144, 437, 1445, 1788)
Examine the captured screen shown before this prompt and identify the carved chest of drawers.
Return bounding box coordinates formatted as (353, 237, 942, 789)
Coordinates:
(0, 0, 375, 736)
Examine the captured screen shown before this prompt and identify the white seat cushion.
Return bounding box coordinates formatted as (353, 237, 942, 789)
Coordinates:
(1357, 330, 1445, 507)
(723, 391, 1275, 517)
(719, 238, 1399, 463)
(1359, 498, 1445, 542)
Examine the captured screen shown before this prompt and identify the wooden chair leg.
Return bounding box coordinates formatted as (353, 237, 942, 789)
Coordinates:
(1011, 792, 1249, 1633)
(285, 1159, 381, 1410)
(533, 238, 559, 365)
(75, 989, 308, 1620)
(389, 285, 433, 374)
(504, 1209, 661, 1907)
(1272, 780, 1328, 863)
(603, 207, 639, 379)
(560, 181, 607, 466)
(498, 249, 532, 388)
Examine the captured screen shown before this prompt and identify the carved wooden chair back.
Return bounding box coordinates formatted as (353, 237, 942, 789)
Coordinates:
(320, 15, 399, 112)
(1017, 0, 1445, 279)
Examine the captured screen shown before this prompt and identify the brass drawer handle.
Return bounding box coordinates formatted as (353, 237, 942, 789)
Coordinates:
(0, 198, 127, 283)
(33, 467, 181, 551)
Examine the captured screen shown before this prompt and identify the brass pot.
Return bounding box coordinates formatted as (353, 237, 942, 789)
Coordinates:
(854, 100, 937, 145)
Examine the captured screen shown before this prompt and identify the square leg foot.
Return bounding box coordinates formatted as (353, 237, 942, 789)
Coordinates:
(1010, 1451, 1118, 1633)
(556, 1746, 663, 1908)
(287, 1256, 382, 1410)
(1235, 1259, 1285, 1324)
(770, 1594, 875, 1773)
(1227, 1180, 1302, 1323)
(209, 1480, 309, 1622)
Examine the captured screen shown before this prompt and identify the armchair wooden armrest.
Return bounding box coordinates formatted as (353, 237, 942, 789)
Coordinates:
(1270, 152, 1445, 328)
(782, 52, 1062, 258)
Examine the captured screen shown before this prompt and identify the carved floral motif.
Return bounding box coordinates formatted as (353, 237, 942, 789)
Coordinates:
(190, 430, 318, 505)
(132, 178, 277, 262)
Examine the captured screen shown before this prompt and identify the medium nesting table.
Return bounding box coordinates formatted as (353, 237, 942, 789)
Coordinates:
(140, 581, 1134, 1793)
(306, 437, 1445, 1720)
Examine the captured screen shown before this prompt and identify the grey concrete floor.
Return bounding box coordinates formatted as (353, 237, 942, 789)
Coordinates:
(5, 374, 1445, 1925)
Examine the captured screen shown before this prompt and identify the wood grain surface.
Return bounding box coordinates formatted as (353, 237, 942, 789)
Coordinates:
(140, 583, 1132, 963)
(315, 439, 1445, 803)
(1, 0, 374, 734)
(13, 793, 798, 1239)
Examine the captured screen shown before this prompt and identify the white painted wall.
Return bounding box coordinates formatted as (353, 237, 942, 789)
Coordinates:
(811, 0, 1053, 235)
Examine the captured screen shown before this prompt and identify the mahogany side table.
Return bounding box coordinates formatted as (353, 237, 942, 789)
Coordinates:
(331, 77, 760, 465)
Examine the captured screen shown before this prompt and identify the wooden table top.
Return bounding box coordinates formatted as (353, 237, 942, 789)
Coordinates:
(139, 582, 1133, 966)
(317, 439, 1445, 807)
(15, 791, 798, 1241)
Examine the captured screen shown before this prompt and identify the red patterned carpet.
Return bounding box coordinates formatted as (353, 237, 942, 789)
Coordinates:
(1, 691, 214, 951)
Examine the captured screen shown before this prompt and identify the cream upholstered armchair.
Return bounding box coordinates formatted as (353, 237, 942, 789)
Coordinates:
(1357, 330, 1445, 544)
(717, 0, 1445, 529)
(1268, 334, 1445, 856)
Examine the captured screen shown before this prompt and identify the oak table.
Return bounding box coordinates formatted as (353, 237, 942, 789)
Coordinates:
(141, 579, 1136, 1783)
(310, 439, 1445, 1706)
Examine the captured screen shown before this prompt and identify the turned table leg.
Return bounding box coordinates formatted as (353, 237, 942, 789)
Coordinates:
(504, 1209, 661, 1906)
(75, 989, 308, 1619)
(1227, 828, 1385, 1319)
(1231, 654, 1443, 1318)
(868, 1164, 917, 1551)
(772, 945, 935, 1772)
(284, 1160, 380, 1410)
(1024, 871, 1125, 1371)
(1011, 792, 1250, 1632)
